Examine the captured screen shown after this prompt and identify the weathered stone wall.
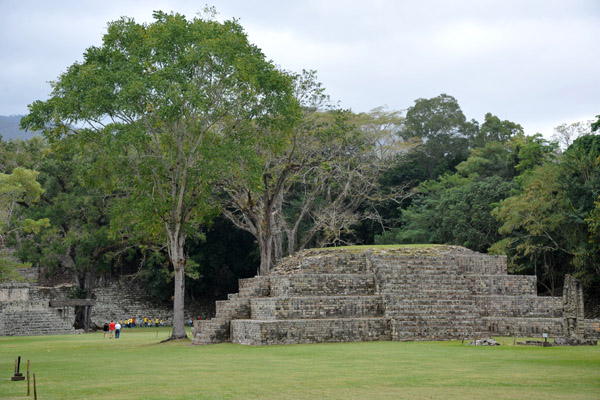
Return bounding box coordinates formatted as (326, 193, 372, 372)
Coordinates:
(269, 274, 375, 297)
(90, 279, 212, 327)
(1, 279, 212, 336)
(0, 283, 30, 302)
(465, 275, 537, 296)
(483, 316, 564, 336)
(585, 319, 600, 338)
(250, 296, 384, 320)
(231, 318, 390, 345)
(0, 283, 76, 336)
(474, 295, 562, 318)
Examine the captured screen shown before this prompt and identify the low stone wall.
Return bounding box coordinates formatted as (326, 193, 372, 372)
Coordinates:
(474, 295, 562, 318)
(466, 275, 537, 296)
(273, 252, 369, 275)
(585, 319, 600, 339)
(390, 317, 482, 340)
(250, 296, 384, 320)
(270, 274, 375, 297)
(483, 316, 564, 336)
(231, 318, 390, 345)
(0, 283, 30, 302)
(454, 254, 507, 275)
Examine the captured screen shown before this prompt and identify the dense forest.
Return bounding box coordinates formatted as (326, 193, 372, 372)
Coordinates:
(3, 97, 599, 302)
(1, 12, 599, 335)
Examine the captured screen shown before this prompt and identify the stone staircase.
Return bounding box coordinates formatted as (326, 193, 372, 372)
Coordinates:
(231, 253, 390, 345)
(0, 301, 77, 336)
(191, 276, 269, 345)
(373, 255, 484, 340)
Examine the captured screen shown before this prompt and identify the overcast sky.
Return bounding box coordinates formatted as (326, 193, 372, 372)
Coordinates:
(1, 0, 598, 137)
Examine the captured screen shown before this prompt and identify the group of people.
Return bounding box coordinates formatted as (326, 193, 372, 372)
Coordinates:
(102, 321, 122, 339)
(120, 317, 164, 328)
(102, 317, 165, 338)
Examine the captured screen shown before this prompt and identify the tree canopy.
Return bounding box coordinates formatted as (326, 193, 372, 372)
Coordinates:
(21, 11, 299, 339)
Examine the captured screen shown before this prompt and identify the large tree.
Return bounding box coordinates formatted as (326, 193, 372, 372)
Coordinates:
(401, 93, 478, 180)
(220, 72, 407, 274)
(21, 11, 298, 339)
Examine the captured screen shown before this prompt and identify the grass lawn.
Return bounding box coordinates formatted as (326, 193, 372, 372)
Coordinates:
(1, 328, 598, 399)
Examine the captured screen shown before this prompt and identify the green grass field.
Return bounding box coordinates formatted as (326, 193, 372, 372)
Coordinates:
(1, 328, 598, 399)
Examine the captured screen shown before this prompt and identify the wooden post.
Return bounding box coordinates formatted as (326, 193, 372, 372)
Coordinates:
(27, 360, 30, 396)
(14, 358, 18, 374)
(33, 373, 37, 400)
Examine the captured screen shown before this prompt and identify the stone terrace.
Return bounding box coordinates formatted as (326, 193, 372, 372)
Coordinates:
(193, 246, 587, 346)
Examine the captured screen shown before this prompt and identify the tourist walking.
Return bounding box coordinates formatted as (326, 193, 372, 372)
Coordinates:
(103, 322, 109, 338)
(115, 322, 121, 338)
(109, 320, 116, 339)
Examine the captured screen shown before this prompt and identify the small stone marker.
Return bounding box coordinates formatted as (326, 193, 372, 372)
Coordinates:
(11, 356, 25, 381)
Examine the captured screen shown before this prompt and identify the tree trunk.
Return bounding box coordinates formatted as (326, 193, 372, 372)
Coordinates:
(258, 232, 273, 276)
(171, 261, 187, 339)
(169, 232, 188, 340)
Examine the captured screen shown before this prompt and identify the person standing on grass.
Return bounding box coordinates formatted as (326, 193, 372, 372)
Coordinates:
(103, 322, 109, 338)
(109, 320, 116, 339)
(115, 321, 122, 338)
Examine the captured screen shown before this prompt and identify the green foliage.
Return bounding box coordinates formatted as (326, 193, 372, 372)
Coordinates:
(490, 134, 600, 290)
(13, 140, 123, 282)
(0, 165, 49, 281)
(378, 174, 514, 253)
(560, 135, 600, 284)
(0, 250, 31, 282)
(402, 93, 478, 180)
(592, 115, 600, 132)
(474, 113, 524, 147)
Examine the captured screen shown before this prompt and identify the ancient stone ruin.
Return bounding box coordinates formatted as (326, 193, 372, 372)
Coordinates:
(192, 246, 600, 345)
(0, 277, 208, 336)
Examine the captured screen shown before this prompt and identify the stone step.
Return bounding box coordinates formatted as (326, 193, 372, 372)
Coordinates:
(250, 296, 384, 320)
(483, 316, 564, 336)
(270, 274, 376, 297)
(273, 255, 370, 275)
(215, 299, 250, 319)
(465, 275, 537, 296)
(380, 290, 474, 300)
(231, 318, 391, 345)
(474, 295, 562, 318)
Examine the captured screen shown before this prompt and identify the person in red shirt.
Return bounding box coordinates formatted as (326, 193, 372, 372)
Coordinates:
(109, 321, 116, 339)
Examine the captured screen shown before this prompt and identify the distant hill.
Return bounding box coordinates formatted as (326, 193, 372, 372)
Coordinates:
(0, 115, 39, 141)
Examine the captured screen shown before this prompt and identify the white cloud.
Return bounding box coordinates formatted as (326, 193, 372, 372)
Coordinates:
(0, 0, 598, 138)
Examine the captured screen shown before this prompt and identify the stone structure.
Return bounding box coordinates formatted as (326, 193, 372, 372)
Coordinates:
(0, 283, 77, 336)
(192, 246, 600, 346)
(562, 274, 585, 339)
(1, 276, 211, 336)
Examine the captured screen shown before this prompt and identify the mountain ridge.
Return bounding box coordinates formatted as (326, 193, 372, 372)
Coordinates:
(0, 115, 38, 140)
